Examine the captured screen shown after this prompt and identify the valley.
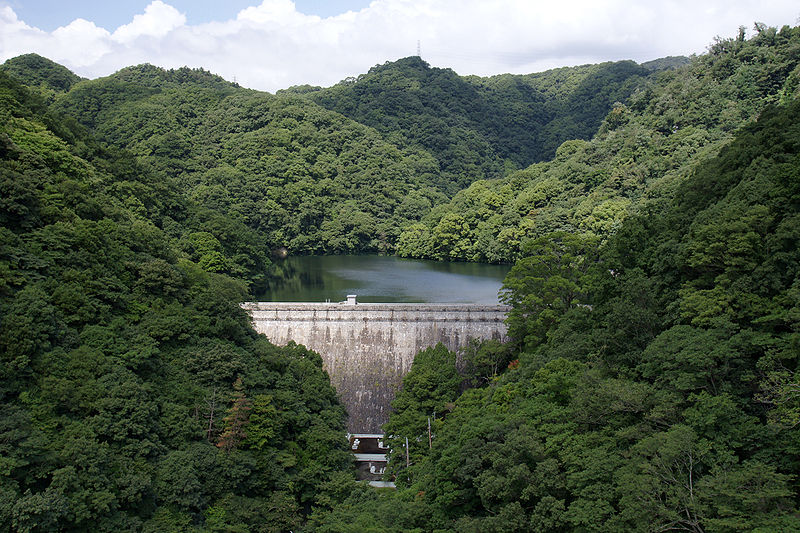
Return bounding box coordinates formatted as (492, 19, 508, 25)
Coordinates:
(1, 21, 799, 532)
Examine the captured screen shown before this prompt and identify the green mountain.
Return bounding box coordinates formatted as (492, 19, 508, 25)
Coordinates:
(300, 56, 652, 191)
(0, 53, 83, 94)
(51, 64, 447, 256)
(41, 55, 667, 259)
(396, 24, 800, 263)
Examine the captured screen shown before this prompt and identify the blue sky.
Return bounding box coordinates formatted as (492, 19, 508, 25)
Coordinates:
(2, 1, 798, 92)
(5, 1, 372, 31)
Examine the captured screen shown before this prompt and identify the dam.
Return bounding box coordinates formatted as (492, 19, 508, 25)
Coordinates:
(243, 297, 509, 433)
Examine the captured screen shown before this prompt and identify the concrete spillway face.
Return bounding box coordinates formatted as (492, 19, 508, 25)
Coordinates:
(243, 301, 509, 434)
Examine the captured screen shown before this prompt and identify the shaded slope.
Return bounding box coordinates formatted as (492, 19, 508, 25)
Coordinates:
(303, 56, 650, 189)
(50, 64, 447, 255)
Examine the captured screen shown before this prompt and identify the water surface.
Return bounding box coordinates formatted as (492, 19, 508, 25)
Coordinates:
(259, 255, 511, 304)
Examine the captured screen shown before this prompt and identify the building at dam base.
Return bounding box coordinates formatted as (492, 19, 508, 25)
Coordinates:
(243, 300, 509, 433)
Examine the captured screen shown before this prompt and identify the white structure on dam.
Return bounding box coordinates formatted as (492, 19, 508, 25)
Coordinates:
(242, 298, 509, 433)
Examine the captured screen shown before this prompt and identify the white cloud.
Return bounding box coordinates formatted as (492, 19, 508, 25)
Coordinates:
(237, 0, 317, 26)
(112, 1, 186, 44)
(52, 20, 112, 65)
(1, 0, 798, 92)
(0, 6, 44, 58)
(0, 7, 111, 67)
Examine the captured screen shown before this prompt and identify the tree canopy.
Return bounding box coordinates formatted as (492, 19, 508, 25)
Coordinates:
(396, 24, 800, 263)
(312, 85, 800, 533)
(0, 70, 351, 531)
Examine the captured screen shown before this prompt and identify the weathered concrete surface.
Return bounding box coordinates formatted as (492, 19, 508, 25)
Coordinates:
(242, 302, 509, 433)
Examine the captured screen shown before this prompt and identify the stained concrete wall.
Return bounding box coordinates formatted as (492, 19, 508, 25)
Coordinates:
(242, 302, 509, 433)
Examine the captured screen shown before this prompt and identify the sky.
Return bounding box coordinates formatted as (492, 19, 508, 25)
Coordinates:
(1, 1, 798, 92)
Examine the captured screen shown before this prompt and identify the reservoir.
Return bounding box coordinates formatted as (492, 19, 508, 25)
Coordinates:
(259, 255, 511, 304)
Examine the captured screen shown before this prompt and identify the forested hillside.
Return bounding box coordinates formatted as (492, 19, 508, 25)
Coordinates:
(0, 71, 352, 531)
(311, 89, 800, 533)
(2, 21, 799, 533)
(298, 56, 652, 191)
(396, 24, 800, 263)
(1, 53, 668, 258)
(44, 64, 447, 256)
(0, 54, 83, 97)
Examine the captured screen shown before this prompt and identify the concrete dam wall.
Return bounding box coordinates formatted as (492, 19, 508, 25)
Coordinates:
(242, 301, 509, 433)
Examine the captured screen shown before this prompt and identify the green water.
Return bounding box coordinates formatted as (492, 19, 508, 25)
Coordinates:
(259, 255, 511, 304)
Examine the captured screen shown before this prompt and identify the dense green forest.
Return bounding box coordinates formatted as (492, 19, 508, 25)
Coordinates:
(311, 82, 800, 533)
(2, 21, 799, 532)
(0, 69, 352, 531)
(293, 56, 655, 191)
(2, 51, 660, 258)
(46, 62, 446, 257)
(396, 24, 800, 263)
